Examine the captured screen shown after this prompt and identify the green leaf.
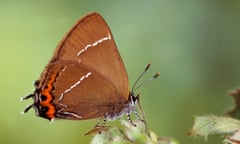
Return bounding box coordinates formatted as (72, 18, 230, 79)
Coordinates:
(90, 120, 179, 144)
(188, 115, 240, 140)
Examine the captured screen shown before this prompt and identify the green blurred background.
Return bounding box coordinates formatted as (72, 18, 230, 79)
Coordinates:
(1, 0, 240, 143)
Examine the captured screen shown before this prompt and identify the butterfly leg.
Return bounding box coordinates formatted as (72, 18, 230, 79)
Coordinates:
(126, 111, 136, 127)
(135, 94, 150, 135)
(94, 119, 101, 127)
(85, 118, 109, 135)
(94, 117, 108, 133)
(94, 117, 107, 127)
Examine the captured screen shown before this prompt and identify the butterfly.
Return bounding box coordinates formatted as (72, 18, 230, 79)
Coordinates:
(22, 12, 159, 129)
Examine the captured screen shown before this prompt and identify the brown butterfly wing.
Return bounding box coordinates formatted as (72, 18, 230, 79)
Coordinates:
(42, 61, 128, 120)
(50, 12, 129, 101)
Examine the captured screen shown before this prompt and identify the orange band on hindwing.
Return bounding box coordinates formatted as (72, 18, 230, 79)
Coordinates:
(40, 73, 57, 119)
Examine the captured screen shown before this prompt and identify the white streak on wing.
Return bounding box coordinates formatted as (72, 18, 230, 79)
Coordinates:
(57, 72, 92, 102)
(77, 34, 111, 56)
(62, 111, 82, 119)
(57, 102, 82, 119)
(61, 66, 67, 72)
